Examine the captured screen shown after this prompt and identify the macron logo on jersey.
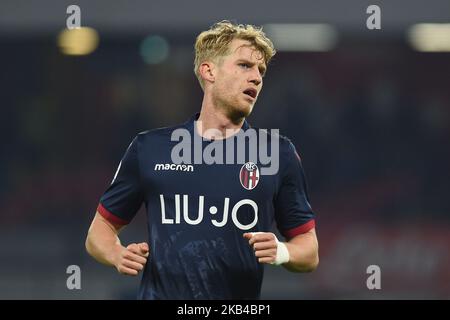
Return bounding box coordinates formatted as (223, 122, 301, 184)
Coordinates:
(154, 163, 194, 172)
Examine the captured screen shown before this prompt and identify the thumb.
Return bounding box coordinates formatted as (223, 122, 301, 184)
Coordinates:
(126, 243, 138, 251)
(243, 233, 253, 240)
(139, 242, 149, 255)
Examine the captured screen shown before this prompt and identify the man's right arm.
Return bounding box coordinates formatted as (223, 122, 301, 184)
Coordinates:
(85, 212, 149, 276)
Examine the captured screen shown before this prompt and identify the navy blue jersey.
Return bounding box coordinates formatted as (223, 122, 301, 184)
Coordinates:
(97, 114, 315, 299)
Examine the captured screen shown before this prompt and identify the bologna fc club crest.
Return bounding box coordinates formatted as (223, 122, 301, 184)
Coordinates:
(239, 162, 260, 190)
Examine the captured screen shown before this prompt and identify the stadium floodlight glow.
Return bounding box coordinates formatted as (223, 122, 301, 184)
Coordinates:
(140, 35, 170, 65)
(407, 23, 450, 52)
(57, 27, 99, 56)
(263, 23, 338, 52)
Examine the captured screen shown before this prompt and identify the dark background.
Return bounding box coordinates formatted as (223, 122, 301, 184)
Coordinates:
(1, 0, 449, 299)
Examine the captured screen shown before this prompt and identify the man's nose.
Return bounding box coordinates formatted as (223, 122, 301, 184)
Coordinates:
(249, 69, 262, 86)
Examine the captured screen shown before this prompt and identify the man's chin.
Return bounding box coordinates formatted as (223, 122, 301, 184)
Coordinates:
(231, 104, 253, 119)
(219, 99, 254, 121)
(227, 110, 249, 121)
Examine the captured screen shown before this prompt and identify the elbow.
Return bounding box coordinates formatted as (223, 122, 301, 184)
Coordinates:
(305, 254, 319, 272)
(305, 239, 320, 272)
(85, 232, 94, 257)
(296, 250, 319, 273)
(286, 251, 319, 273)
(307, 245, 320, 272)
(296, 254, 319, 273)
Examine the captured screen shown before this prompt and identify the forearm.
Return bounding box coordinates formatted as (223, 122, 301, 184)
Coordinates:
(85, 213, 123, 266)
(282, 231, 319, 273)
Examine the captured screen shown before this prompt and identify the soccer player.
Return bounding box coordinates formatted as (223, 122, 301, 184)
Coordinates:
(85, 20, 319, 299)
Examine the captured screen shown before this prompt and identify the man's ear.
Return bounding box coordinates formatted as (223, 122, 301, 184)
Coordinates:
(199, 61, 216, 84)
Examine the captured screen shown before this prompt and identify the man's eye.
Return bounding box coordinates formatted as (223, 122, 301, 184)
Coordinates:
(239, 63, 250, 68)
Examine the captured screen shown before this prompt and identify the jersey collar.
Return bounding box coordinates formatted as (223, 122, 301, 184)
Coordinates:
(187, 112, 251, 132)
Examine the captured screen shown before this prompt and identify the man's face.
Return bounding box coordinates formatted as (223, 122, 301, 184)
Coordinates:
(211, 39, 266, 119)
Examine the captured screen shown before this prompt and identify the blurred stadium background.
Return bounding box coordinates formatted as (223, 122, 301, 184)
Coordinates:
(1, 0, 449, 299)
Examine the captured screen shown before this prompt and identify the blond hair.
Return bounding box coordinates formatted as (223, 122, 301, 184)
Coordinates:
(194, 20, 276, 89)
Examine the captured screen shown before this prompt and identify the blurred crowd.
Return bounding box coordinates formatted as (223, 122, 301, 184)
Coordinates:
(1, 35, 449, 298)
(2, 37, 449, 226)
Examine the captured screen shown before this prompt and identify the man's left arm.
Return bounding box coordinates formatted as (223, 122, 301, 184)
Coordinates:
(283, 228, 319, 272)
(244, 228, 319, 272)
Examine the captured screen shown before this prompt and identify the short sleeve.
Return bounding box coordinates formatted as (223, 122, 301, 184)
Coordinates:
(97, 136, 144, 225)
(274, 141, 315, 239)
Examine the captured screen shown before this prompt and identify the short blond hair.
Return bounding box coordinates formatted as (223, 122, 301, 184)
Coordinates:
(194, 20, 276, 89)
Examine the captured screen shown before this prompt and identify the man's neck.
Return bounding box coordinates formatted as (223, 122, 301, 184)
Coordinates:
(197, 99, 245, 140)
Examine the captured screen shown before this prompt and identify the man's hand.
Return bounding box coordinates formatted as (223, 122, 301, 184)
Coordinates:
(113, 242, 149, 276)
(243, 232, 279, 264)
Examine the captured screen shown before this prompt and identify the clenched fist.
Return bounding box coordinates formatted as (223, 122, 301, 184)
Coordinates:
(243, 232, 278, 264)
(114, 242, 149, 276)
(243, 232, 290, 265)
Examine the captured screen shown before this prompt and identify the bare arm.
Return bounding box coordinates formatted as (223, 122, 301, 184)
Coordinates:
(283, 228, 319, 272)
(243, 228, 319, 273)
(85, 212, 149, 276)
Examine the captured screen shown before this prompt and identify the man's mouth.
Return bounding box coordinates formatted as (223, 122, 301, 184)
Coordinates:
(243, 88, 257, 99)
